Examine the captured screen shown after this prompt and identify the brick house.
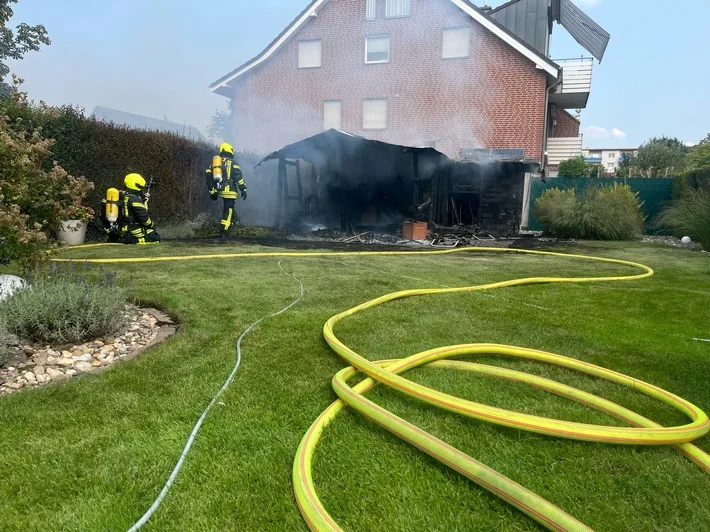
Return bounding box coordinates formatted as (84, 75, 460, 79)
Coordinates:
(211, 0, 608, 232)
(211, 0, 607, 163)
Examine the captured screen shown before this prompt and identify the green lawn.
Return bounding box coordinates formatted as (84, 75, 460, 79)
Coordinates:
(0, 241, 708, 531)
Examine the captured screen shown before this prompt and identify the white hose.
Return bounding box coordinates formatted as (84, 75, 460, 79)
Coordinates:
(127, 260, 304, 531)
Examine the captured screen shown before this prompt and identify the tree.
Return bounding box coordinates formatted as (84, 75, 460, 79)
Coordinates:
(618, 136, 689, 177)
(635, 136, 689, 176)
(207, 103, 233, 144)
(687, 133, 710, 169)
(558, 156, 587, 178)
(0, 0, 50, 93)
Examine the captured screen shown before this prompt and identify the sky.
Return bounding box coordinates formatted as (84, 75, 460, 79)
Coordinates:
(7, 0, 710, 148)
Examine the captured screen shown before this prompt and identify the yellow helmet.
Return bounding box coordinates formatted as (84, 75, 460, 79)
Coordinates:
(124, 173, 146, 192)
(220, 142, 235, 157)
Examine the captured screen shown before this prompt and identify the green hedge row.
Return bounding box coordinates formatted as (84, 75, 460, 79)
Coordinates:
(673, 165, 710, 198)
(7, 103, 265, 224)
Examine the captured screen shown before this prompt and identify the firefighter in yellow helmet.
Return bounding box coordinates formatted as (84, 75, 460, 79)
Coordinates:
(205, 142, 247, 239)
(121, 173, 161, 244)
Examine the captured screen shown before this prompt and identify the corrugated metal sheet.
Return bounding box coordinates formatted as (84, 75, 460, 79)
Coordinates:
(491, 0, 550, 56)
(558, 0, 610, 62)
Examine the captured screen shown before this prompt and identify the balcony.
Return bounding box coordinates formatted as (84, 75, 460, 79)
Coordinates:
(549, 58, 593, 109)
(547, 136, 583, 167)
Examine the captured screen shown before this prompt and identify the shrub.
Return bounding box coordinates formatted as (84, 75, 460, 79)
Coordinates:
(0, 263, 129, 345)
(535, 184, 644, 240)
(535, 188, 579, 238)
(657, 189, 710, 250)
(0, 315, 8, 365)
(0, 88, 94, 266)
(673, 165, 710, 198)
(558, 156, 587, 178)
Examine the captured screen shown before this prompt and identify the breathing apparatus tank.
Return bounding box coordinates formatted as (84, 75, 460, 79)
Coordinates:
(105, 188, 120, 223)
(212, 155, 224, 190)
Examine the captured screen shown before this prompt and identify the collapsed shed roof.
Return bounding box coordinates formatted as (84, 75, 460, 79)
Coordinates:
(259, 129, 445, 168)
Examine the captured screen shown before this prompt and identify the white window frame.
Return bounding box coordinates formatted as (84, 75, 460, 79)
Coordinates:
(323, 100, 342, 131)
(386, 0, 410, 18)
(365, 35, 390, 64)
(363, 99, 387, 130)
(366, 0, 376, 20)
(442, 27, 472, 59)
(298, 39, 322, 69)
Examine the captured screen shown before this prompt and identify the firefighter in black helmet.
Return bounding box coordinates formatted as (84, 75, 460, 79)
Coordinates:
(122, 173, 161, 245)
(205, 142, 247, 239)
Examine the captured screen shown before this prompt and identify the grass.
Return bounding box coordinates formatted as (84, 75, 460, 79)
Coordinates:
(0, 241, 708, 531)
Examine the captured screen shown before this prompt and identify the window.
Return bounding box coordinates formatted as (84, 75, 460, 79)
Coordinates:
(366, 35, 390, 63)
(298, 40, 321, 68)
(442, 27, 472, 59)
(363, 99, 387, 130)
(366, 0, 376, 20)
(608, 152, 616, 159)
(386, 0, 410, 17)
(324, 101, 342, 130)
(607, 163, 615, 169)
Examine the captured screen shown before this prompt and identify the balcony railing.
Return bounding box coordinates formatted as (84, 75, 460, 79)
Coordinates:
(547, 136, 583, 166)
(550, 58, 593, 109)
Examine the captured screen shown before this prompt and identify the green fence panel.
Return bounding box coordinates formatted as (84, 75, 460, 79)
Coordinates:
(528, 177, 674, 233)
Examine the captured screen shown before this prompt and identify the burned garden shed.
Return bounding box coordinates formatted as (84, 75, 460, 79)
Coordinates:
(257, 130, 536, 236)
(258, 129, 446, 231)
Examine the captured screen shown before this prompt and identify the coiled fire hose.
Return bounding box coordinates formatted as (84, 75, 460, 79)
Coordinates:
(55, 246, 710, 531)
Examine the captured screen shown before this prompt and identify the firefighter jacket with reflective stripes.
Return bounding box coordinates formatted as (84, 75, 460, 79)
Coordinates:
(205, 157, 246, 200)
(123, 191, 155, 236)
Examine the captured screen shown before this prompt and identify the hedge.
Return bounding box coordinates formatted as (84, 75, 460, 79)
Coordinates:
(673, 165, 710, 198)
(3, 102, 267, 224)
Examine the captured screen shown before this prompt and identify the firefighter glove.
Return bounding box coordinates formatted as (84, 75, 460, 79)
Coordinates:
(241, 189, 247, 200)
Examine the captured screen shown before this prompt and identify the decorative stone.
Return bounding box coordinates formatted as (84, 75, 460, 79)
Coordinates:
(74, 361, 93, 373)
(57, 358, 75, 367)
(72, 354, 93, 363)
(23, 346, 36, 356)
(34, 365, 45, 376)
(61, 351, 73, 358)
(24, 371, 36, 382)
(46, 368, 65, 380)
(65, 369, 78, 377)
(91, 360, 102, 368)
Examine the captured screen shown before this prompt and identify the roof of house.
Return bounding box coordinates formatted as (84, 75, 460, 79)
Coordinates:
(490, 0, 610, 62)
(210, 0, 560, 97)
(91, 106, 205, 141)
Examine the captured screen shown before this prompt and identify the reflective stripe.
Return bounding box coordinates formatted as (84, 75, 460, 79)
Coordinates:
(132, 202, 145, 209)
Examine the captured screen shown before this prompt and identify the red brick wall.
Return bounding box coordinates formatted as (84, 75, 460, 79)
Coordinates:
(230, 0, 548, 159)
(549, 108, 580, 138)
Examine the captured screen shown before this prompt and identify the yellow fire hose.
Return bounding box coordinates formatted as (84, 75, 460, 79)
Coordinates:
(54, 245, 710, 531)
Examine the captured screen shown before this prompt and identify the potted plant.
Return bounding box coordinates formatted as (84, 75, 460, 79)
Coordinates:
(57, 205, 94, 246)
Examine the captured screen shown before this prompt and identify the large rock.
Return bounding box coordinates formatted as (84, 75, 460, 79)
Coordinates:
(34, 365, 45, 376)
(72, 354, 93, 363)
(3, 347, 28, 367)
(56, 358, 75, 368)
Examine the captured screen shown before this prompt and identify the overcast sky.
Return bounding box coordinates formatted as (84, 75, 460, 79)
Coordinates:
(7, 0, 710, 148)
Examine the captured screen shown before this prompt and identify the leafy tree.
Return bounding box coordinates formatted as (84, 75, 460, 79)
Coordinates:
(558, 156, 587, 177)
(687, 134, 710, 169)
(207, 103, 233, 143)
(634, 136, 688, 177)
(0, 0, 50, 93)
(616, 153, 633, 177)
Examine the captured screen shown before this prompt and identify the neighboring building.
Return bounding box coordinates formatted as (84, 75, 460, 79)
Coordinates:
(91, 106, 205, 142)
(210, 0, 609, 171)
(582, 147, 639, 174)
